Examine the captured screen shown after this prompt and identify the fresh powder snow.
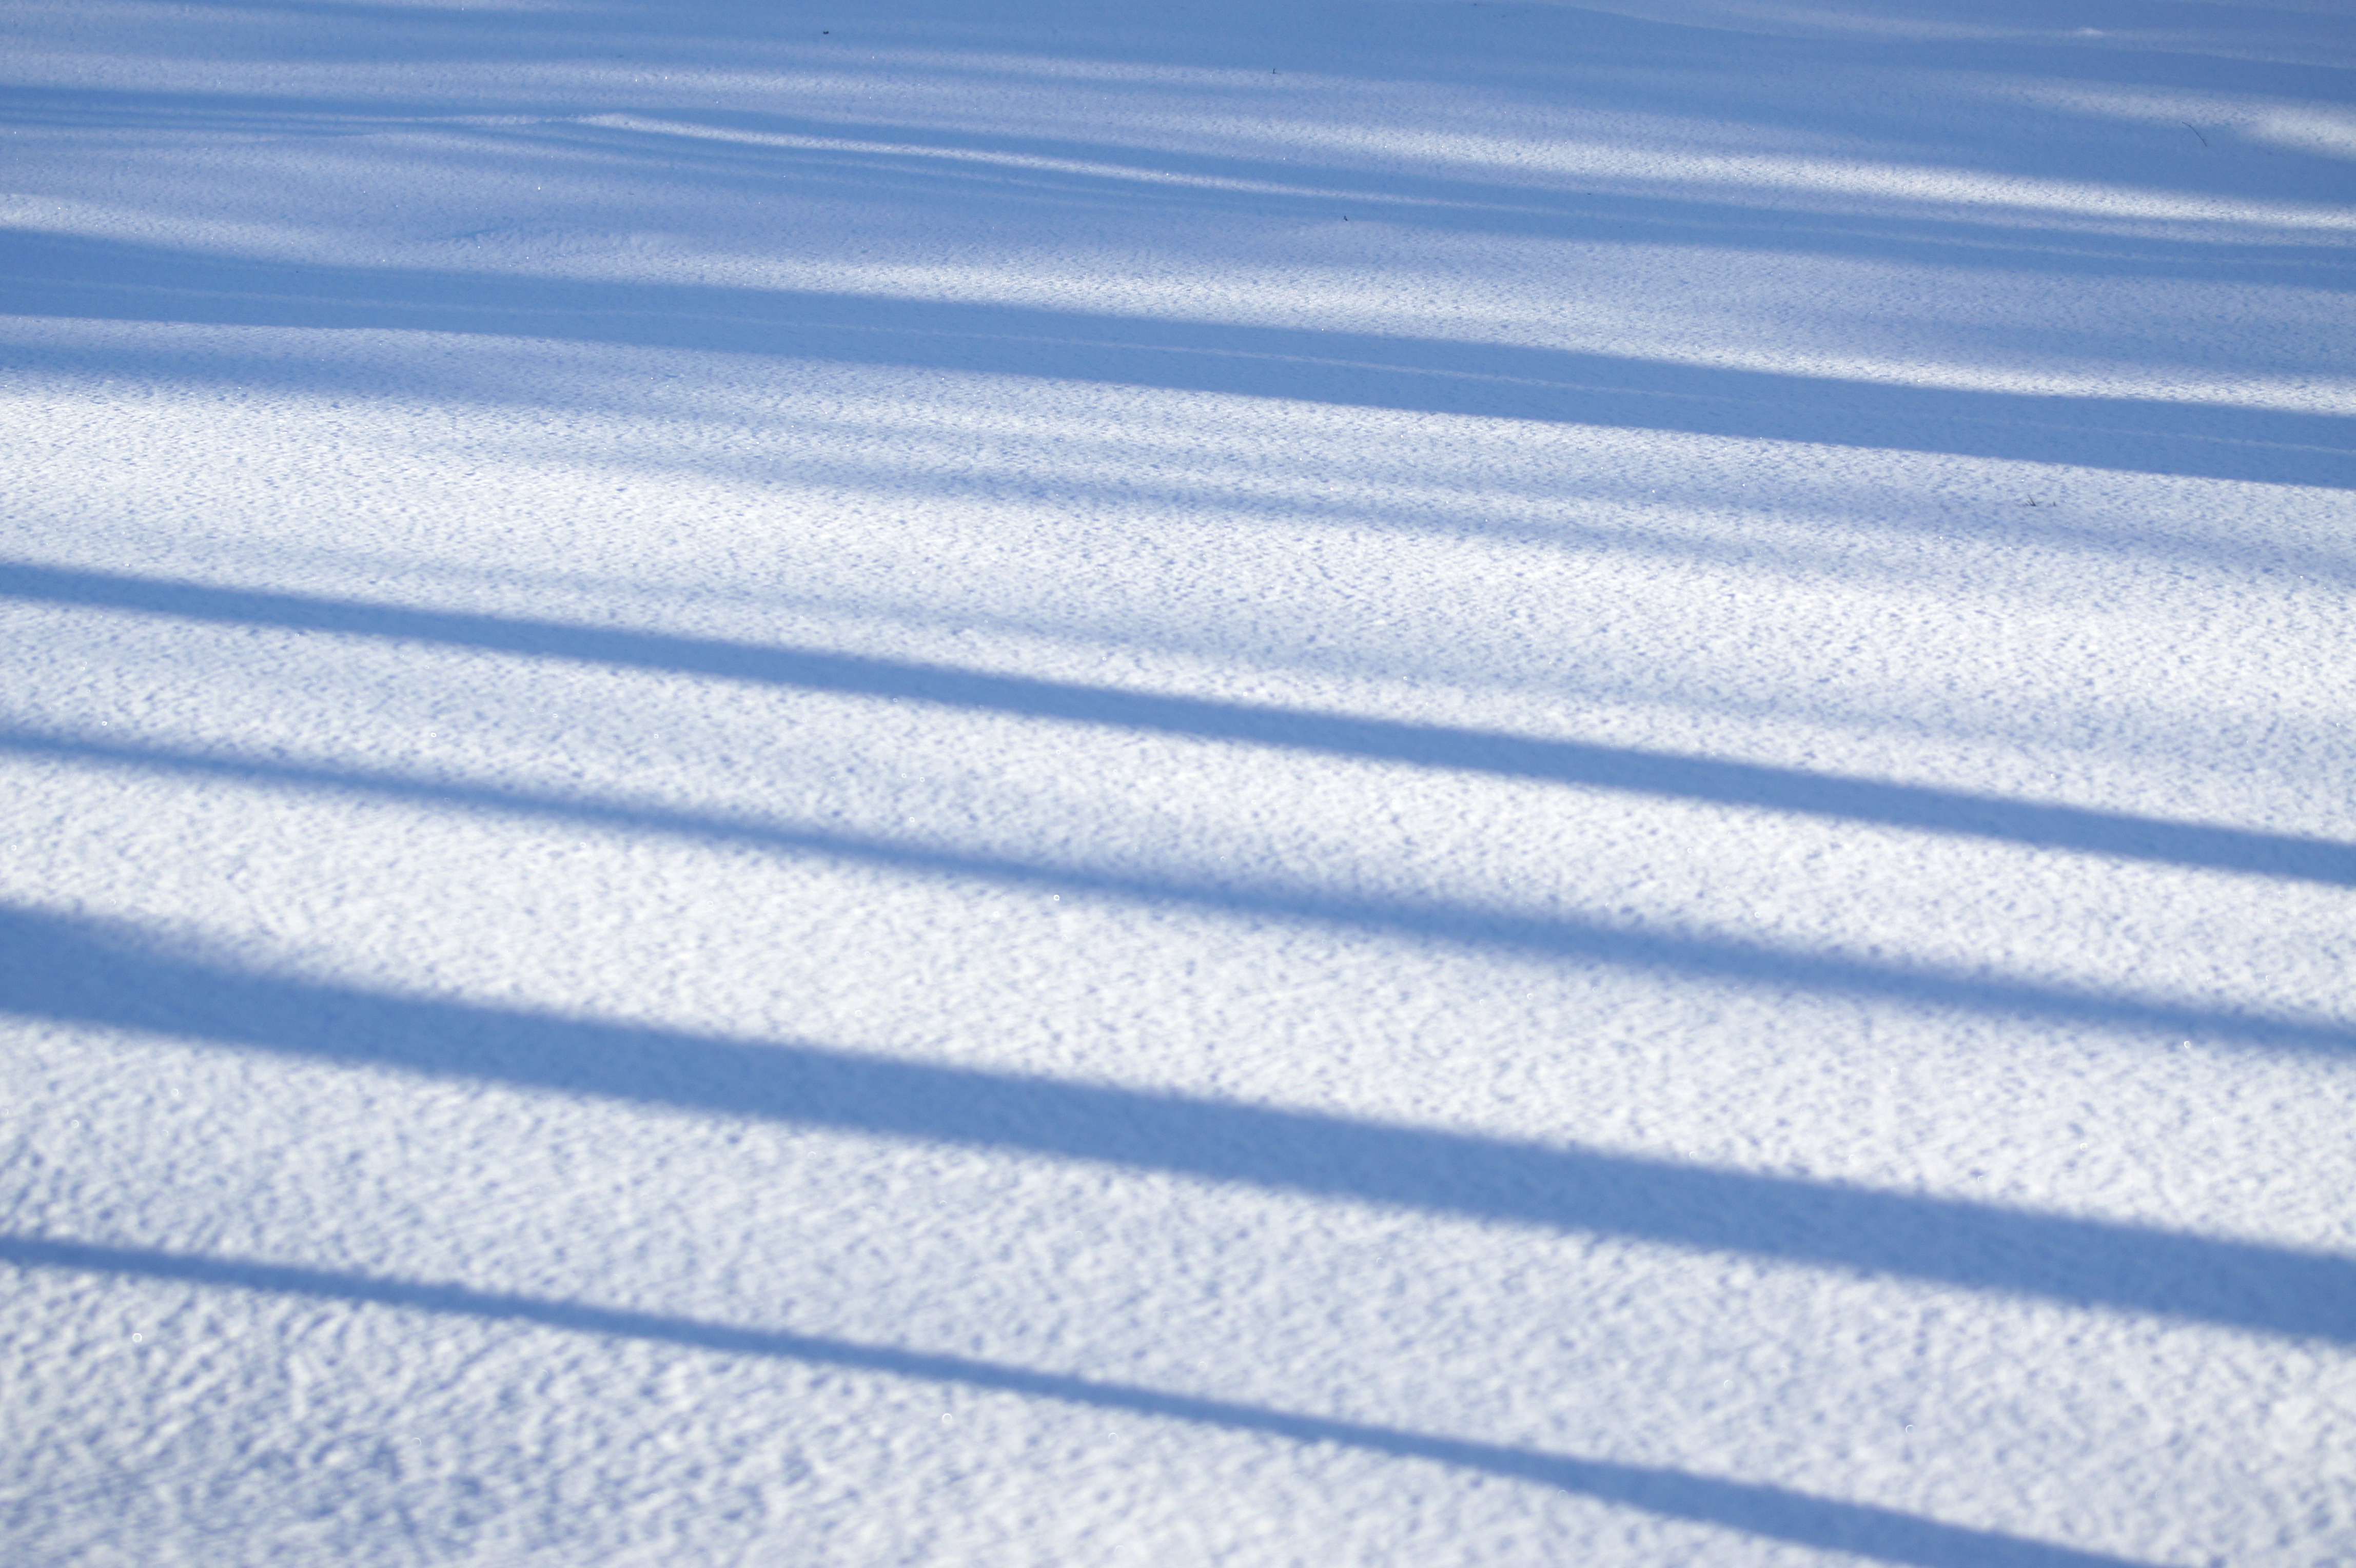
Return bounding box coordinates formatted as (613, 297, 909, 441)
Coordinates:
(3, 1, 2352, 1563)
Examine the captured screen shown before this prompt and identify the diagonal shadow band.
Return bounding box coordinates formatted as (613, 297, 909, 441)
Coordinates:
(3, 903, 2350, 1341)
(2, 229, 2350, 489)
(6, 724, 2351, 1059)
(5, 559, 2351, 889)
(0, 1236, 2155, 1568)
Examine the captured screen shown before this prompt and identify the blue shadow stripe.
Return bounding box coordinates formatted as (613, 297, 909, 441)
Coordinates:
(4, 559, 2350, 889)
(3, 903, 2350, 1341)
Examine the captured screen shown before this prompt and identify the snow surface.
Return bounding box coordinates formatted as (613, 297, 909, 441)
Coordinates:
(4, 1, 2354, 1563)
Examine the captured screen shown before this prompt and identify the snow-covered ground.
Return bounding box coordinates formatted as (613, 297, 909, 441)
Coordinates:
(4, 2, 2353, 1562)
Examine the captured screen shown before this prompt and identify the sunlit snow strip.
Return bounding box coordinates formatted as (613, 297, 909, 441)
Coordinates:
(573, 113, 1449, 204)
(0, 1238, 2190, 1565)
(0, 193, 333, 259)
(6, 721, 2351, 1053)
(582, 109, 2356, 235)
(1965, 82, 2356, 164)
(1235, 121, 2356, 233)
